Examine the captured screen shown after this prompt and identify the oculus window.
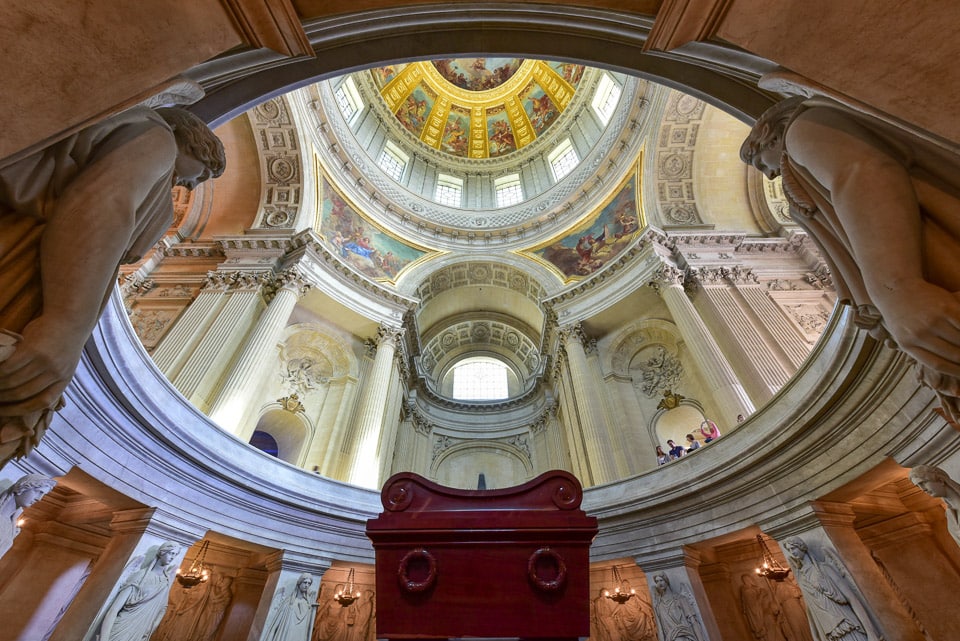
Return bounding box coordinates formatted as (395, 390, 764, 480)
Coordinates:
(452, 357, 510, 401)
(435, 174, 464, 207)
(378, 141, 409, 182)
(495, 174, 524, 208)
(548, 139, 579, 182)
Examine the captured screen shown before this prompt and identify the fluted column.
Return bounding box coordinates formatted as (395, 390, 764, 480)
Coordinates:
(691, 267, 791, 404)
(151, 283, 225, 376)
(169, 271, 270, 411)
(346, 325, 402, 489)
(209, 269, 311, 437)
(560, 323, 616, 486)
(649, 265, 753, 426)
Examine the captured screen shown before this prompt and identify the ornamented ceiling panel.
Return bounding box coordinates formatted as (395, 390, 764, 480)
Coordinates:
(372, 59, 584, 159)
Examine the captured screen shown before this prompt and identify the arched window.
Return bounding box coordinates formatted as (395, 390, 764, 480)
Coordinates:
(451, 357, 510, 400)
(249, 430, 280, 458)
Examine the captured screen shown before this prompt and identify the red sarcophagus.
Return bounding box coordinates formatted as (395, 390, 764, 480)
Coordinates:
(366, 470, 598, 640)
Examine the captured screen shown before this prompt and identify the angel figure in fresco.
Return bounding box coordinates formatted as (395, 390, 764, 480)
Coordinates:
(575, 225, 609, 274)
(489, 120, 515, 155)
(615, 208, 639, 238)
(529, 94, 557, 131)
(442, 118, 468, 155)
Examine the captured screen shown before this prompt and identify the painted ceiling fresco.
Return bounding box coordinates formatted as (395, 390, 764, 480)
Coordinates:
(527, 165, 643, 280)
(373, 60, 585, 160)
(318, 174, 430, 282)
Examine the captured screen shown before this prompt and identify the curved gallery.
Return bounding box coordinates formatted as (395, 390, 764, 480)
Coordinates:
(2, 7, 960, 641)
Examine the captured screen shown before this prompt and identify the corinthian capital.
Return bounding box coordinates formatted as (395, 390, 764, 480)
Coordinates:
(647, 265, 686, 294)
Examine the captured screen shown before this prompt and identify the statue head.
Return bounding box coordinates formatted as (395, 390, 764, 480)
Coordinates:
(782, 536, 807, 562)
(739, 96, 806, 179)
(10, 474, 56, 509)
(296, 573, 313, 595)
(652, 572, 670, 594)
(910, 464, 958, 499)
(154, 541, 180, 568)
(156, 107, 226, 189)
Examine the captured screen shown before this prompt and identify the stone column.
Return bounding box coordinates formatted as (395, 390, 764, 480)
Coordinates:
(247, 552, 329, 641)
(345, 326, 402, 489)
(560, 324, 617, 486)
(47, 508, 200, 641)
(739, 284, 813, 370)
(209, 269, 311, 436)
(318, 376, 357, 477)
(649, 265, 754, 426)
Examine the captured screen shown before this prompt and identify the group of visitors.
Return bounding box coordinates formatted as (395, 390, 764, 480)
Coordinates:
(655, 420, 722, 466)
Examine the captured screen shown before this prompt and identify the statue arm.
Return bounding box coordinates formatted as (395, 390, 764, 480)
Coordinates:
(0, 125, 178, 414)
(785, 106, 960, 378)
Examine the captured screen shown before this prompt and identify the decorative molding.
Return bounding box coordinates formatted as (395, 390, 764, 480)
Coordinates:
(644, 0, 734, 53)
(220, 0, 313, 58)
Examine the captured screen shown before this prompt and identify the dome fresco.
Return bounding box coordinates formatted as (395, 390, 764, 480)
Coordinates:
(372, 60, 585, 159)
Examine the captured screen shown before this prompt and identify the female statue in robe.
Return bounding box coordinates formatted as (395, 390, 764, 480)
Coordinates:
(0, 472, 55, 557)
(265, 573, 316, 641)
(99, 541, 180, 641)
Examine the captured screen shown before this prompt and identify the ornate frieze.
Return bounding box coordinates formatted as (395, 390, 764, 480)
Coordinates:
(637, 345, 684, 398)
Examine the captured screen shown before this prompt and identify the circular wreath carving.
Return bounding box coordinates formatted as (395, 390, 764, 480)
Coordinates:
(384, 480, 414, 511)
(527, 547, 567, 592)
(398, 548, 438, 593)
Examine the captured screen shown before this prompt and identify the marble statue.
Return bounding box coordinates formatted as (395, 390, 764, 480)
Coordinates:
(0, 106, 225, 467)
(0, 472, 56, 558)
(741, 95, 960, 424)
(909, 463, 960, 548)
(781, 537, 881, 641)
(651, 573, 705, 641)
(265, 573, 316, 641)
(739, 573, 786, 641)
(99, 541, 181, 641)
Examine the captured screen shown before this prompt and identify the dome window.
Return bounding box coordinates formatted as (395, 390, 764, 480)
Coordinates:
(335, 76, 364, 125)
(495, 174, 524, 208)
(435, 174, 464, 207)
(548, 138, 579, 182)
(378, 141, 409, 182)
(591, 73, 622, 125)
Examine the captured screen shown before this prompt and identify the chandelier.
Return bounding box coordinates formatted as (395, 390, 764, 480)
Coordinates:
(176, 539, 211, 588)
(754, 534, 791, 581)
(334, 567, 361, 606)
(603, 565, 636, 604)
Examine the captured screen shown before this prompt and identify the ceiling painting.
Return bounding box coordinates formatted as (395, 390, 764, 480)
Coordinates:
(395, 83, 437, 138)
(526, 162, 644, 280)
(431, 58, 524, 91)
(318, 174, 431, 283)
(371, 60, 585, 160)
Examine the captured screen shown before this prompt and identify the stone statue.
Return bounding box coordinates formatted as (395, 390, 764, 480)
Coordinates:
(0, 472, 56, 557)
(591, 588, 618, 641)
(739, 573, 786, 641)
(651, 573, 705, 641)
(0, 106, 225, 467)
(909, 463, 960, 548)
(611, 580, 656, 641)
(99, 541, 181, 641)
(781, 536, 881, 641)
(265, 573, 316, 641)
(194, 574, 235, 641)
(740, 95, 960, 424)
(772, 578, 814, 641)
